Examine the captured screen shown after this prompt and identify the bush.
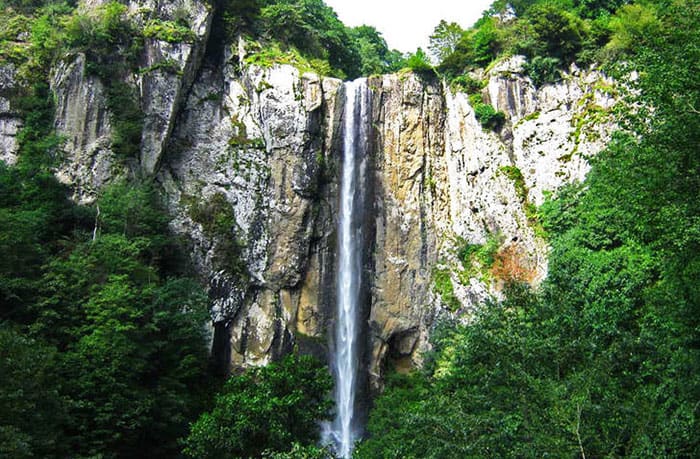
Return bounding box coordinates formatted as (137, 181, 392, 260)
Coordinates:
(182, 354, 333, 458)
(0, 326, 67, 457)
(433, 268, 460, 311)
(450, 74, 484, 93)
(458, 234, 501, 271)
(523, 3, 587, 63)
(105, 82, 144, 160)
(474, 102, 506, 130)
(523, 55, 561, 86)
(143, 19, 195, 43)
(403, 47, 435, 77)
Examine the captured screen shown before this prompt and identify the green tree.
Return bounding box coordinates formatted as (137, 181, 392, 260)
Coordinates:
(0, 326, 67, 458)
(351, 25, 404, 75)
(521, 3, 587, 62)
(359, 2, 700, 456)
(404, 47, 435, 76)
(428, 20, 464, 63)
(183, 354, 333, 458)
(260, 0, 361, 78)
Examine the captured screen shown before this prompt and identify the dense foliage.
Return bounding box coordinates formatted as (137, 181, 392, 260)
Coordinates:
(218, 0, 405, 78)
(0, 113, 215, 456)
(358, 0, 700, 456)
(1, 2, 343, 457)
(182, 354, 333, 458)
(431, 0, 663, 85)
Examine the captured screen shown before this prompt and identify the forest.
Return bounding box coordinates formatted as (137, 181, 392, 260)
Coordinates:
(1, 0, 698, 457)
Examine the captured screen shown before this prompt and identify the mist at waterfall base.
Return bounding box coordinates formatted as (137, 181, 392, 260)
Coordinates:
(321, 79, 371, 458)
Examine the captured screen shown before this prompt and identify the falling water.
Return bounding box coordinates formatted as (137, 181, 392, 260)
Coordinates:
(325, 79, 370, 458)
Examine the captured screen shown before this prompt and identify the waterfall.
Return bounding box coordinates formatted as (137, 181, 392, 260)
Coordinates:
(324, 78, 370, 458)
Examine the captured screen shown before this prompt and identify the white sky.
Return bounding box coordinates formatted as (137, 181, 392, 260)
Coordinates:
(324, 0, 494, 53)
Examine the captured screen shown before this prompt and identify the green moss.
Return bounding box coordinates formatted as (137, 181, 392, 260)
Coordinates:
(514, 111, 542, 128)
(243, 42, 332, 76)
(524, 111, 541, 122)
(227, 115, 265, 149)
(256, 80, 273, 93)
(199, 92, 222, 104)
(138, 59, 182, 75)
(433, 269, 461, 312)
(143, 19, 195, 44)
(498, 166, 546, 237)
(569, 93, 611, 157)
(499, 166, 527, 202)
(185, 192, 247, 276)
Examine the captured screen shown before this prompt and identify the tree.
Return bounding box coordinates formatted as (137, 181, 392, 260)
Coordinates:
(0, 326, 67, 458)
(428, 20, 464, 63)
(359, 3, 700, 455)
(260, 0, 361, 78)
(351, 25, 404, 75)
(182, 354, 333, 458)
(522, 3, 587, 62)
(404, 47, 435, 76)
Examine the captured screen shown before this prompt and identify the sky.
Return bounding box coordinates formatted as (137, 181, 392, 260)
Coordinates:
(323, 0, 494, 53)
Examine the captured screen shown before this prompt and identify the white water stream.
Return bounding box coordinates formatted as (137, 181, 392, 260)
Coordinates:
(324, 78, 370, 458)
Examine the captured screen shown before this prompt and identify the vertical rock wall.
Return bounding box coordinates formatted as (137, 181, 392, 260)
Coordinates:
(366, 73, 449, 388)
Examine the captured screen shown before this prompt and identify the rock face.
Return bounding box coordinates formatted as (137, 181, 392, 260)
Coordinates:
(50, 0, 213, 202)
(159, 46, 344, 367)
(366, 73, 449, 387)
(51, 55, 115, 201)
(0, 1, 617, 389)
(0, 64, 22, 166)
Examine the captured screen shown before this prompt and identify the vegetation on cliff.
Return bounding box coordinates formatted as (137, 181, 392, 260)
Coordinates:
(430, 0, 652, 82)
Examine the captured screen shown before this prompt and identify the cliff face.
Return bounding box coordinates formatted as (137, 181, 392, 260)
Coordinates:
(0, 1, 617, 388)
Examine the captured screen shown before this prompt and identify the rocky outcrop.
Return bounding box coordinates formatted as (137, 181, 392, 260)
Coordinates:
(51, 55, 116, 201)
(51, 0, 213, 202)
(366, 72, 449, 387)
(130, 0, 213, 175)
(358, 60, 615, 390)
(159, 47, 345, 367)
(443, 57, 616, 309)
(0, 64, 22, 166)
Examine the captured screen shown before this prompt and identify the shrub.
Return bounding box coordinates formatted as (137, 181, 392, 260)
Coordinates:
(459, 234, 501, 272)
(474, 102, 506, 130)
(105, 82, 143, 160)
(143, 19, 195, 43)
(450, 74, 484, 93)
(433, 268, 460, 311)
(523, 55, 561, 86)
(182, 354, 333, 458)
(405, 47, 435, 76)
(499, 166, 527, 201)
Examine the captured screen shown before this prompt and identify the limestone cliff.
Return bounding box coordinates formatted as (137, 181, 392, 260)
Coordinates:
(0, 1, 617, 389)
